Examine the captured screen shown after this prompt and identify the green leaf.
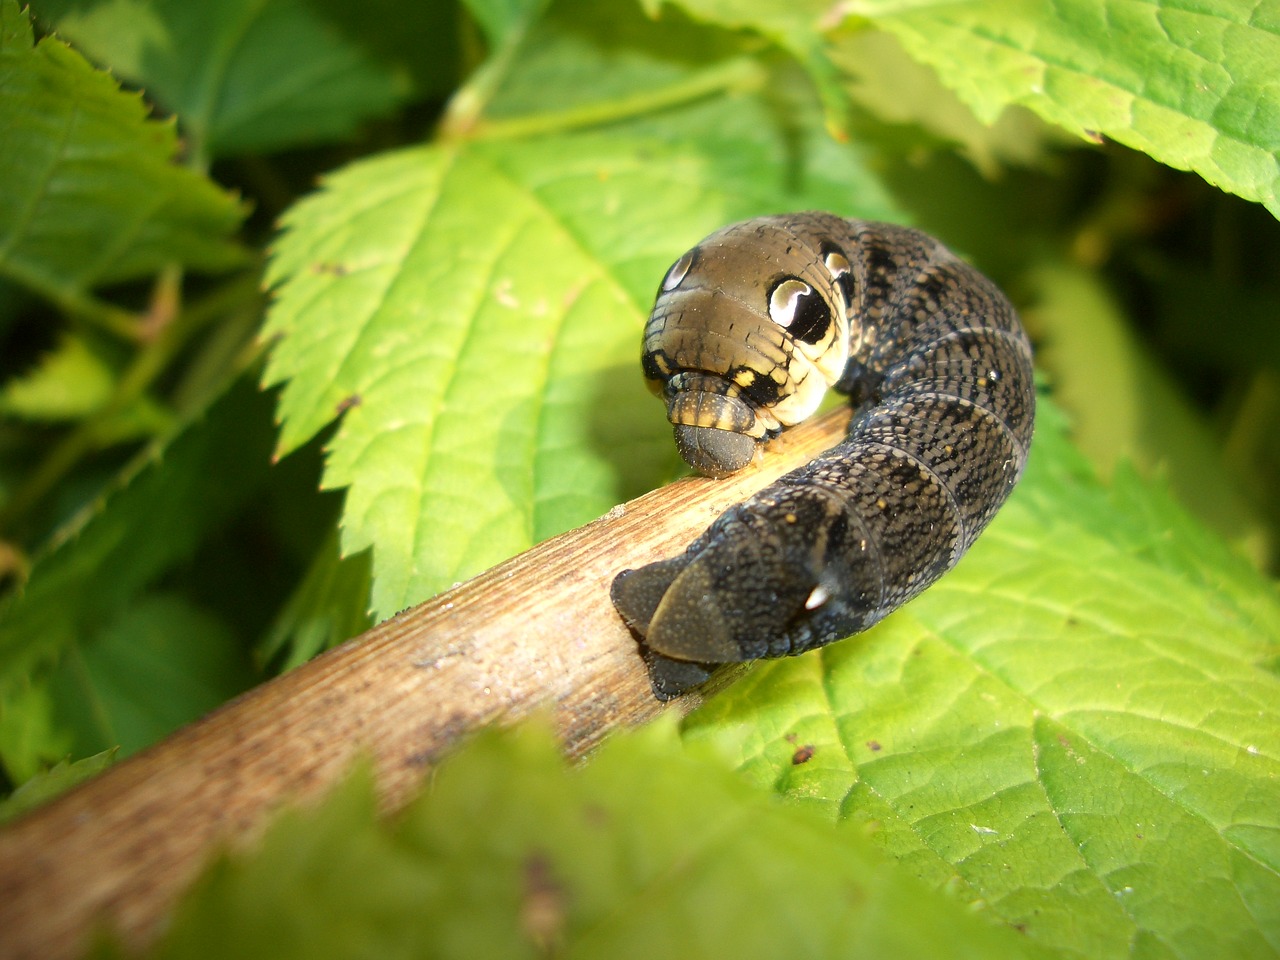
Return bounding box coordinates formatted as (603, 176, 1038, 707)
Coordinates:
(0, 375, 277, 780)
(42, 594, 256, 761)
(827, 29, 1060, 176)
(0, 747, 115, 824)
(31, 0, 413, 159)
(263, 0, 901, 620)
(680, 402, 1280, 960)
(1027, 262, 1270, 564)
(303, 0, 465, 101)
(257, 529, 372, 672)
(142, 723, 1046, 960)
(654, 0, 1280, 217)
(0, 0, 246, 296)
(0, 336, 116, 420)
(462, 0, 549, 47)
(638, 0, 852, 131)
(855, 0, 1280, 218)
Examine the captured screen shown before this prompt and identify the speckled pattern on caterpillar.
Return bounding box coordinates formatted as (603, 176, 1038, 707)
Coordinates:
(612, 213, 1035, 699)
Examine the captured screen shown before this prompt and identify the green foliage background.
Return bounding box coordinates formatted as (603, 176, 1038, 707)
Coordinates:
(1, 0, 1278, 956)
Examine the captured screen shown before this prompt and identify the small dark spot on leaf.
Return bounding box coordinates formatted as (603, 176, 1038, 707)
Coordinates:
(312, 261, 349, 276)
(335, 394, 362, 415)
(784, 732, 799, 744)
(791, 744, 815, 765)
(866, 740, 882, 752)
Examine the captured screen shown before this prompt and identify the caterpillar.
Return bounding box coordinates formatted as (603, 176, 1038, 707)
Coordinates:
(611, 213, 1035, 700)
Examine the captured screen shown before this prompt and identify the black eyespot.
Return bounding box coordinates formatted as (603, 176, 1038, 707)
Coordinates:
(768, 276, 831, 345)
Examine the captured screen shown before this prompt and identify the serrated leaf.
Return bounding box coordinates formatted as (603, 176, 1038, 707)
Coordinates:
(0, 375, 277, 780)
(657, 0, 1280, 217)
(827, 29, 1059, 176)
(31, 0, 412, 158)
(0, 0, 246, 294)
(680, 402, 1280, 960)
(142, 723, 1045, 960)
(854, 0, 1280, 218)
(263, 1, 901, 620)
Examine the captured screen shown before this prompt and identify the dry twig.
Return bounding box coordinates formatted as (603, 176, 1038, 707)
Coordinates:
(0, 408, 849, 960)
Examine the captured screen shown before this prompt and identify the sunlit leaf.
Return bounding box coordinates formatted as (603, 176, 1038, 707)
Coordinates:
(682, 403, 1280, 960)
(264, 0, 900, 619)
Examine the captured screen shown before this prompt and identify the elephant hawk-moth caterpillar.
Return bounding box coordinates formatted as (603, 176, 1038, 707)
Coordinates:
(611, 213, 1035, 700)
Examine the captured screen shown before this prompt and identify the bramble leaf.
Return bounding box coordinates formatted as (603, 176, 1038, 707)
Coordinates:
(856, 0, 1280, 218)
(29, 0, 412, 158)
(0, 336, 116, 421)
(653, 0, 1280, 217)
(263, 0, 900, 619)
(43, 594, 256, 762)
(0, 0, 246, 295)
(681, 403, 1280, 960)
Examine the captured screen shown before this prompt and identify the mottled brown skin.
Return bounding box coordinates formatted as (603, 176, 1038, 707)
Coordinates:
(612, 214, 1035, 699)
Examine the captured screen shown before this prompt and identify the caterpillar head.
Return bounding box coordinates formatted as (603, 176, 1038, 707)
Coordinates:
(640, 216, 855, 477)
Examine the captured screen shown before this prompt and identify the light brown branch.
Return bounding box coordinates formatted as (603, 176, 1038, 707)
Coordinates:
(0, 407, 850, 960)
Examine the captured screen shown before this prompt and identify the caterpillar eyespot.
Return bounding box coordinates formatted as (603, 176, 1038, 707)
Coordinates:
(611, 213, 1036, 700)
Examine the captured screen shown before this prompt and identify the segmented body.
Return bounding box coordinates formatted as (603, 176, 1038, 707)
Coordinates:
(611, 213, 1035, 699)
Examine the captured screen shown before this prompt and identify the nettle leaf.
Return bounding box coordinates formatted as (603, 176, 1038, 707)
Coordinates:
(144, 724, 1045, 960)
(30, 0, 412, 158)
(0, 0, 245, 295)
(263, 0, 900, 620)
(856, 0, 1280, 219)
(680, 403, 1280, 960)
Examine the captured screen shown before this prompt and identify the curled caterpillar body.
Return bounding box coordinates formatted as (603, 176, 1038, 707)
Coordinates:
(611, 213, 1035, 700)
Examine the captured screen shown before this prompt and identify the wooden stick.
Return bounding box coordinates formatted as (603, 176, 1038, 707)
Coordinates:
(0, 408, 848, 960)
